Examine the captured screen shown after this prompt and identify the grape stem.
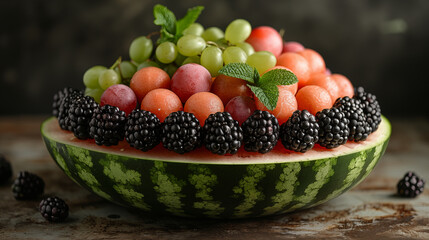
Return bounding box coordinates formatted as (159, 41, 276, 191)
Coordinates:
(146, 31, 160, 39)
(206, 41, 225, 51)
(279, 28, 285, 39)
(109, 56, 122, 70)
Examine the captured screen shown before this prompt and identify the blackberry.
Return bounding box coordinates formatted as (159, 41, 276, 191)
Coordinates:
(125, 109, 162, 151)
(162, 111, 202, 154)
(89, 105, 127, 146)
(354, 86, 381, 132)
(203, 112, 243, 155)
(280, 110, 319, 153)
(39, 196, 69, 222)
(57, 90, 84, 131)
(52, 88, 82, 117)
(68, 96, 99, 140)
(333, 97, 372, 142)
(397, 172, 425, 198)
(316, 108, 350, 149)
(0, 154, 12, 184)
(12, 171, 44, 200)
(242, 110, 279, 153)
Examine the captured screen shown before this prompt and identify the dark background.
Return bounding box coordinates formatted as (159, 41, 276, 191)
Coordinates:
(1, 0, 428, 117)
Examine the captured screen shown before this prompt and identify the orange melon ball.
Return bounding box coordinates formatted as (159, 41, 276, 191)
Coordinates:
(255, 86, 298, 125)
(130, 66, 170, 102)
(184, 92, 224, 125)
(297, 48, 326, 76)
(276, 52, 310, 89)
(141, 89, 182, 122)
(210, 74, 253, 105)
(296, 85, 332, 116)
(263, 66, 298, 95)
(331, 74, 354, 98)
(306, 73, 340, 102)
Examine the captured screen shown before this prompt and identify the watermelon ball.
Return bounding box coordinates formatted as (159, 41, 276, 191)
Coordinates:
(246, 26, 283, 57)
(141, 88, 183, 122)
(282, 41, 305, 54)
(100, 84, 137, 115)
(171, 63, 212, 103)
(184, 92, 224, 126)
(296, 85, 332, 116)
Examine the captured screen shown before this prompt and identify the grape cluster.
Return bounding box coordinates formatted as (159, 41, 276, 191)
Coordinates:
(82, 18, 279, 103)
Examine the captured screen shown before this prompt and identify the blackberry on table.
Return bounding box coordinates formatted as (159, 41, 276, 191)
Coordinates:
(162, 111, 202, 154)
(68, 96, 99, 140)
(354, 86, 382, 132)
(89, 105, 127, 146)
(39, 196, 69, 222)
(242, 110, 279, 153)
(125, 109, 162, 152)
(397, 172, 425, 198)
(57, 90, 84, 131)
(316, 108, 350, 149)
(333, 97, 371, 142)
(0, 154, 12, 184)
(280, 110, 319, 153)
(203, 112, 243, 155)
(12, 171, 45, 200)
(52, 88, 82, 117)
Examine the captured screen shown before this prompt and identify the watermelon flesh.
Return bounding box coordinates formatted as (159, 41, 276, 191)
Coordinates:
(41, 116, 391, 218)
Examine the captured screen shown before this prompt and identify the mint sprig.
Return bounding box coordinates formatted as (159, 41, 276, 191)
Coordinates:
(218, 63, 298, 110)
(153, 4, 204, 44)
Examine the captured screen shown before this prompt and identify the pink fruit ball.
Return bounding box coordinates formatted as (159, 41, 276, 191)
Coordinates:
(100, 84, 137, 115)
(171, 63, 212, 103)
(282, 41, 305, 53)
(246, 26, 283, 57)
(225, 96, 257, 125)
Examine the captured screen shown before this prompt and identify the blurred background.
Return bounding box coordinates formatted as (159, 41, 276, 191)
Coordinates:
(1, 0, 428, 117)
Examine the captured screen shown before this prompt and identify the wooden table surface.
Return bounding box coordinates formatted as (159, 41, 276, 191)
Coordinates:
(0, 116, 428, 239)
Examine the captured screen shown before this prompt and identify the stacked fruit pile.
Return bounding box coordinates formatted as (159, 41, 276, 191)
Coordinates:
(53, 4, 382, 155)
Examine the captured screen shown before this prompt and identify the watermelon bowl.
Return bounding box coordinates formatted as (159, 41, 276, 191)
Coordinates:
(41, 116, 391, 219)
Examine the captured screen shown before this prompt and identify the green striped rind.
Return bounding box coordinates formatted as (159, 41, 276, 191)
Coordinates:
(42, 117, 390, 219)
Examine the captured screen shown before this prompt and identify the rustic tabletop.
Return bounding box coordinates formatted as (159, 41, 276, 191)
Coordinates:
(0, 116, 428, 239)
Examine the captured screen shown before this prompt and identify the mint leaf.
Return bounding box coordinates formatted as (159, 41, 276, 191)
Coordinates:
(259, 68, 298, 86)
(218, 63, 259, 83)
(248, 84, 279, 111)
(176, 6, 204, 38)
(153, 4, 176, 35)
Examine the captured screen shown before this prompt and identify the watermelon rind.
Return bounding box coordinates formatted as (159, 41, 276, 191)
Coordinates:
(41, 116, 391, 218)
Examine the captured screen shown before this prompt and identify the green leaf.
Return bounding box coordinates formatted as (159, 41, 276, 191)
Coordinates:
(248, 84, 279, 111)
(176, 6, 204, 38)
(158, 28, 175, 44)
(218, 63, 259, 83)
(259, 68, 298, 86)
(153, 4, 176, 35)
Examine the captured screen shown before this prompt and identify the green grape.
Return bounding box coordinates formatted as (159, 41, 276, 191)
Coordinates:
(117, 61, 137, 79)
(201, 46, 223, 77)
(182, 56, 200, 65)
(163, 64, 178, 78)
(224, 19, 252, 44)
(174, 53, 187, 66)
(129, 36, 153, 63)
(246, 51, 277, 75)
(155, 42, 178, 64)
(222, 46, 247, 65)
(201, 27, 224, 42)
(183, 23, 204, 36)
(236, 42, 255, 57)
(98, 69, 121, 90)
(177, 35, 206, 57)
(137, 61, 160, 70)
(84, 87, 104, 103)
(83, 65, 106, 89)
